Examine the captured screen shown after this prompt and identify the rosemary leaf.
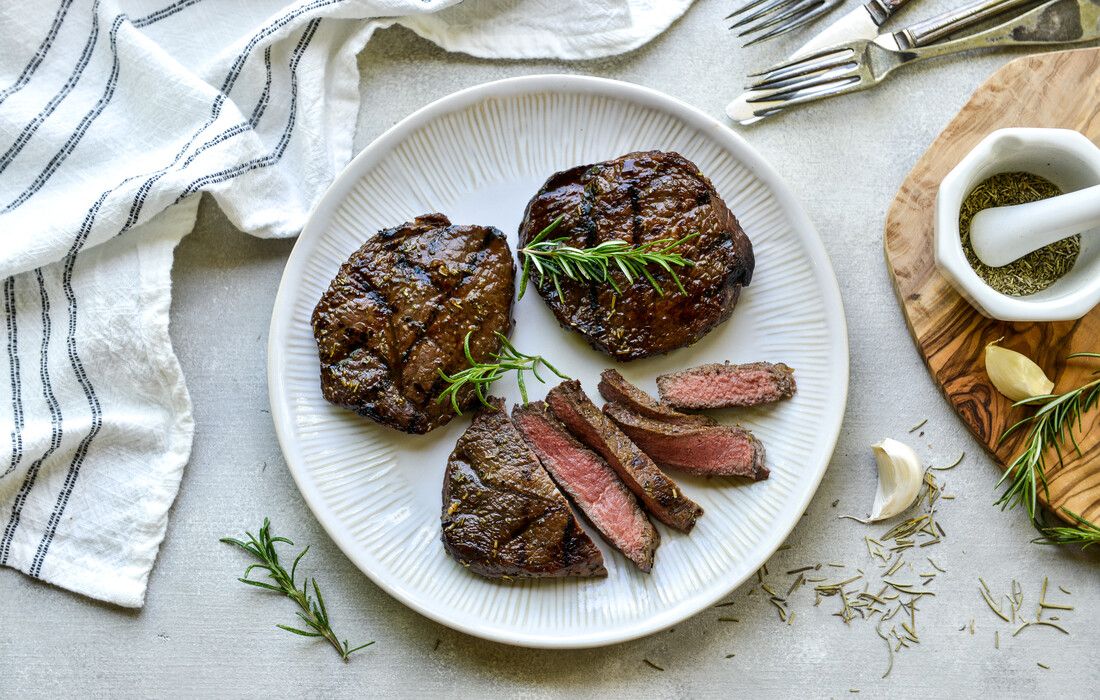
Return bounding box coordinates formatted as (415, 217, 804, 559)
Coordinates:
(930, 452, 965, 471)
(222, 519, 373, 662)
(1034, 508, 1100, 547)
(518, 216, 699, 299)
(996, 352, 1100, 541)
(436, 332, 568, 414)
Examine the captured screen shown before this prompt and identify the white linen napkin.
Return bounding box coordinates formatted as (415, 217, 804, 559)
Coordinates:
(0, 0, 693, 607)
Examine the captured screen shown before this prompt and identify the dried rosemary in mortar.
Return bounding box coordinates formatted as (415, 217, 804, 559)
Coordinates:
(959, 172, 1080, 296)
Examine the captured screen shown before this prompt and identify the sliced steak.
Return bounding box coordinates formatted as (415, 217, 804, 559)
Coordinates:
(597, 369, 714, 427)
(657, 362, 796, 410)
(604, 402, 768, 480)
(546, 380, 703, 533)
(513, 402, 659, 572)
(518, 151, 755, 360)
(312, 213, 515, 434)
(441, 398, 606, 579)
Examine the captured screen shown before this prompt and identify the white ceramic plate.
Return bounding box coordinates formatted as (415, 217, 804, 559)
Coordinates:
(268, 75, 848, 649)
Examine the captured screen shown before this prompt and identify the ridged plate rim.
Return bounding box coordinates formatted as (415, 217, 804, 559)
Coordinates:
(267, 74, 849, 649)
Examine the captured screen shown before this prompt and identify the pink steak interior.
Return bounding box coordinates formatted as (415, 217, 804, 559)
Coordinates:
(517, 413, 651, 559)
(664, 369, 783, 406)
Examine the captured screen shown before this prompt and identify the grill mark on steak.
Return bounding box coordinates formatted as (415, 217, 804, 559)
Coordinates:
(513, 401, 660, 572)
(312, 214, 515, 433)
(441, 398, 606, 579)
(396, 248, 487, 370)
(518, 151, 755, 361)
(603, 402, 768, 480)
(545, 380, 703, 533)
(628, 182, 642, 246)
(597, 369, 715, 427)
(657, 362, 797, 410)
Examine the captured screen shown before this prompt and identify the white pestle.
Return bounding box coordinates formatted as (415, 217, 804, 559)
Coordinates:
(969, 183, 1100, 267)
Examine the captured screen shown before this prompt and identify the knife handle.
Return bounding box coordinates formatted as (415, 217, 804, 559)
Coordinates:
(898, 0, 1038, 47)
(864, 0, 916, 25)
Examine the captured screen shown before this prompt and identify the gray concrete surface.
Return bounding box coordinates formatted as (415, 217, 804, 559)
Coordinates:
(3, 1, 1098, 697)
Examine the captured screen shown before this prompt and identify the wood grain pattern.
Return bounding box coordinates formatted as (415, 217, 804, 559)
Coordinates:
(885, 47, 1100, 525)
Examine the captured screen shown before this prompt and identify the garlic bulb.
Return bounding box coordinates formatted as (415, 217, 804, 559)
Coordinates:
(985, 342, 1054, 402)
(868, 438, 923, 522)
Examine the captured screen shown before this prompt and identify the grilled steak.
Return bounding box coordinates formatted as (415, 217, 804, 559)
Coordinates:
(604, 402, 768, 480)
(513, 402, 659, 572)
(546, 380, 703, 533)
(657, 362, 796, 410)
(312, 214, 515, 434)
(518, 151, 755, 360)
(597, 369, 714, 427)
(441, 398, 606, 579)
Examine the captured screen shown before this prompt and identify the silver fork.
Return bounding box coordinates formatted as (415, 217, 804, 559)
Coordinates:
(726, 0, 846, 45)
(744, 0, 1100, 118)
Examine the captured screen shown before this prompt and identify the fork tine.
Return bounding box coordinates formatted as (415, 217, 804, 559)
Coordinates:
(746, 68, 860, 103)
(749, 104, 785, 120)
(736, 0, 822, 37)
(729, 0, 797, 30)
(746, 45, 841, 78)
(748, 62, 855, 91)
(742, 1, 838, 45)
(748, 49, 855, 90)
(725, 0, 776, 20)
(748, 76, 866, 117)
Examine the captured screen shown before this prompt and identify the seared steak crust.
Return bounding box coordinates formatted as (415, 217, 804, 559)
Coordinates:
(546, 380, 703, 533)
(518, 151, 755, 360)
(513, 402, 659, 572)
(604, 402, 768, 480)
(441, 398, 606, 579)
(312, 214, 515, 434)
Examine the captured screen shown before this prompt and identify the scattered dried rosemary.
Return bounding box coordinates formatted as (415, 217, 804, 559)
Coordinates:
(959, 172, 1079, 296)
(976, 575, 1075, 657)
(742, 469, 953, 677)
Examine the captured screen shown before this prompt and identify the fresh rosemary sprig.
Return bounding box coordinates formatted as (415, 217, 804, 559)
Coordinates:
(221, 519, 373, 662)
(1035, 508, 1100, 548)
(996, 352, 1100, 530)
(436, 331, 568, 414)
(518, 216, 699, 299)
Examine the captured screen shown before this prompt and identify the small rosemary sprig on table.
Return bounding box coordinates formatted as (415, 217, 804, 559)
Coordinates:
(221, 519, 373, 662)
(518, 216, 699, 299)
(1035, 508, 1100, 547)
(996, 352, 1100, 541)
(436, 331, 568, 414)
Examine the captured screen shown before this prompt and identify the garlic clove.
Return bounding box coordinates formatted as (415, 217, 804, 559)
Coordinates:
(868, 438, 922, 522)
(984, 341, 1055, 402)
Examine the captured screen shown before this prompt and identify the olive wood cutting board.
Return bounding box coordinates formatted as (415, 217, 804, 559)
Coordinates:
(885, 47, 1100, 525)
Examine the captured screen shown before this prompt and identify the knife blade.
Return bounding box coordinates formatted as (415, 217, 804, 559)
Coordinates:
(792, 0, 893, 56)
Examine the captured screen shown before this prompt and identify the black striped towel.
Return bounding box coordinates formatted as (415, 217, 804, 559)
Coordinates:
(0, 0, 692, 607)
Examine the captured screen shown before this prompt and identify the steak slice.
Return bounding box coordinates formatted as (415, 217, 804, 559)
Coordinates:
(513, 402, 659, 572)
(312, 213, 515, 434)
(518, 151, 755, 360)
(657, 362, 796, 410)
(604, 402, 768, 480)
(597, 369, 714, 427)
(546, 380, 703, 533)
(441, 398, 606, 579)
